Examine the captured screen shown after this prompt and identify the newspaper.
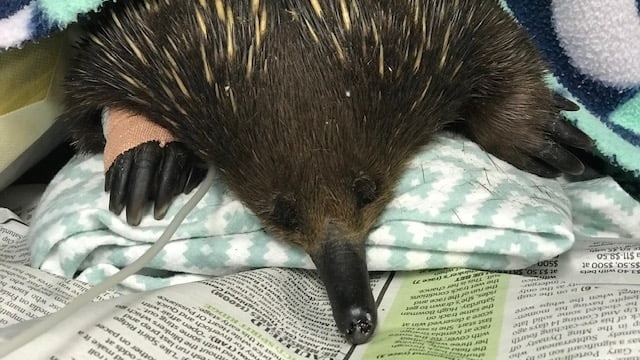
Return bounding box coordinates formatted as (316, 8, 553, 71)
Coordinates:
(0, 208, 29, 266)
(2, 201, 640, 359)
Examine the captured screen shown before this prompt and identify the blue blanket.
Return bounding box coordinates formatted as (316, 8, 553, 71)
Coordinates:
(503, 0, 640, 199)
(0, 0, 103, 48)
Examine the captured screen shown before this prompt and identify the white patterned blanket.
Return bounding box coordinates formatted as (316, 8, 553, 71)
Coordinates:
(28, 134, 640, 291)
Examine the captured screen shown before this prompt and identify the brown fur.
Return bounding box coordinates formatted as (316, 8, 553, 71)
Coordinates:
(62, 0, 585, 344)
(64, 0, 554, 255)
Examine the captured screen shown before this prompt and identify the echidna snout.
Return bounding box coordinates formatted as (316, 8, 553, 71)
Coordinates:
(310, 224, 377, 344)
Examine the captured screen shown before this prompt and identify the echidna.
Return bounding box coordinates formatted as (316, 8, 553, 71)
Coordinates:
(62, 0, 592, 344)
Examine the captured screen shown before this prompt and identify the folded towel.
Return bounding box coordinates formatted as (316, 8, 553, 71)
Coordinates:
(28, 134, 583, 292)
(503, 0, 640, 199)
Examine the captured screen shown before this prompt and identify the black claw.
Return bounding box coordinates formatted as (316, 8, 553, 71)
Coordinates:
(154, 182, 174, 221)
(549, 117, 594, 150)
(125, 143, 162, 225)
(108, 152, 134, 215)
(553, 93, 580, 112)
(173, 154, 193, 196)
(185, 166, 207, 194)
(105, 165, 113, 192)
(153, 143, 188, 219)
(521, 158, 562, 178)
(537, 142, 585, 176)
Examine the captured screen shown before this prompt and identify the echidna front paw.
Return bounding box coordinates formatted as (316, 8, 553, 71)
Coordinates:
(515, 95, 593, 178)
(468, 93, 594, 178)
(105, 141, 206, 226)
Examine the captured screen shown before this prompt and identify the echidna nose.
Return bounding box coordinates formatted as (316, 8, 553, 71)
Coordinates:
(343, 306, 376, 344)
(310, 223, 378, 345)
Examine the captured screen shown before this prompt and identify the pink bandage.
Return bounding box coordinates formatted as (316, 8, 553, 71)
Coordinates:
(103, 108, 176, 171)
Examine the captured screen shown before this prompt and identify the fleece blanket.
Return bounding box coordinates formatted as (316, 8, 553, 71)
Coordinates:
(28, 134, 640, 292)
(0, 0, 103, 48)
(502, 0, 640, 199)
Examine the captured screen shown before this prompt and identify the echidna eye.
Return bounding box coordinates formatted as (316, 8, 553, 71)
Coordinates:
(270, 193, 300, 231)
(352, 174, 377, 208)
